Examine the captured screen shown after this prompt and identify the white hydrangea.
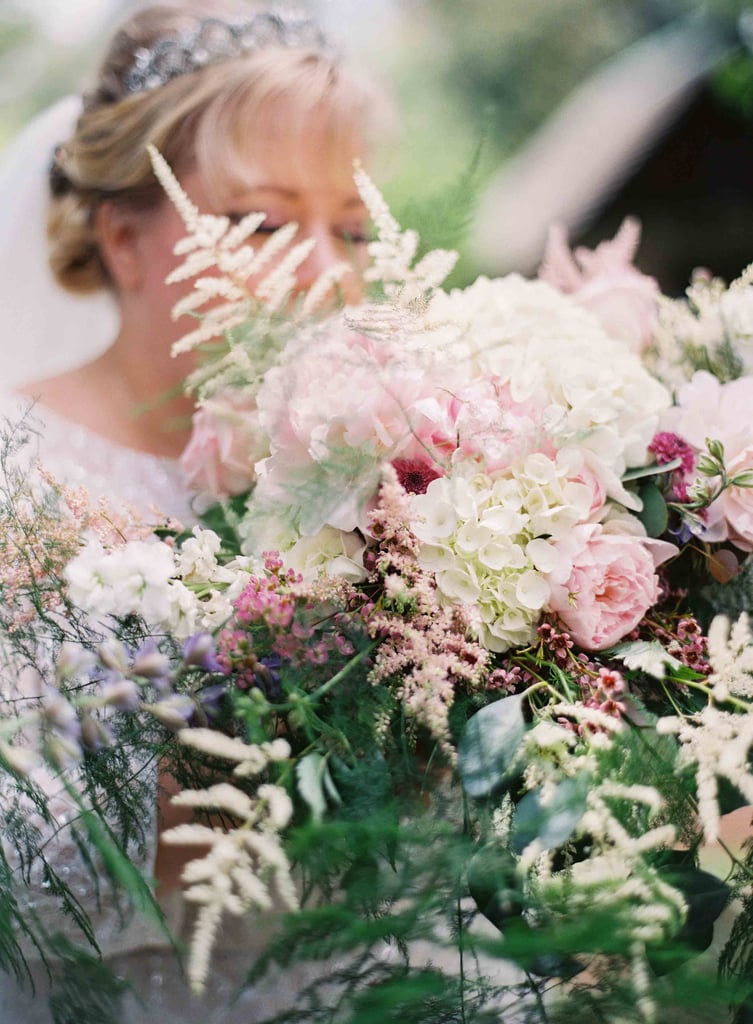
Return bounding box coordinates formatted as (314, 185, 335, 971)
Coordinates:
(427, 275, 670, 473)
(720, 286, 753, 374)
(410, 451, 594, 651)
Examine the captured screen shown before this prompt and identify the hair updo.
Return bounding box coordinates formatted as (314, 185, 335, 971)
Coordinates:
(48, 2, 388, 295)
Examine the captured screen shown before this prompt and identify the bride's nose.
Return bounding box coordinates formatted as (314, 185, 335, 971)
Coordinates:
(293, 224, 360, 301)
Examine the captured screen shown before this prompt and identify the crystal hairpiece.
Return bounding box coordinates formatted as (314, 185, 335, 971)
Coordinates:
(123, 11, 334, 94)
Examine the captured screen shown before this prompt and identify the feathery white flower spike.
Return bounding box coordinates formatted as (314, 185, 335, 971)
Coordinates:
(353, 160, 458, 307)
(162, 744, 296, 994)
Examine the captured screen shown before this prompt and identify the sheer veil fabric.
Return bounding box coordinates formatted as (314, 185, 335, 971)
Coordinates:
(0, 96, 118, 389)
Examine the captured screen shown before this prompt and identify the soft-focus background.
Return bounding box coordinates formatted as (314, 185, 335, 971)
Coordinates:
(3, 0, 753, 291)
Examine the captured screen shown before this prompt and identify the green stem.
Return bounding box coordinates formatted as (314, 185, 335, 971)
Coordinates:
(307, 642, 377, 701)
(457, 893, 467, 1024)
(681, 677, 751, 713)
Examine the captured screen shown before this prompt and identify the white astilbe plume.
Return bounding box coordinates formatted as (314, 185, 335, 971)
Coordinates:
(353, 161, 458, 306)
(301, 260, 352, 317)
(146, 146, 342, 368)
(162, 733, 296, 993)
(176, 727, 290, 777)
(657, 704, 753, 842)
(706, 613, 753, 701)
(515, 716, 682, 1024)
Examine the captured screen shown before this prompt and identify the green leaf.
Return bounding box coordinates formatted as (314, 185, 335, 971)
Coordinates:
(510, 775, 590, 855)
(467, 844, 523, 930)
(296, 752, 341, 824)
(76, 807, 162, 922)
(622, 458, 683, 482)
(649, 865, 731, 976)
(458, 695, 526, 799)
(608, 639, 684, 680)
(637, 481, 669, 537)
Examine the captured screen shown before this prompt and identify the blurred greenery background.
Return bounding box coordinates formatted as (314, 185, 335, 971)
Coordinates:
(2, 0, 753, 288)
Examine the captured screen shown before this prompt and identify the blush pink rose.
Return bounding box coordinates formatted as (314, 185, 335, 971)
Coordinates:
(716, 445, 753, 552)
(548, 524, 660, 650)
(181, 391, 268, 499)
(539, 219, 659, 353)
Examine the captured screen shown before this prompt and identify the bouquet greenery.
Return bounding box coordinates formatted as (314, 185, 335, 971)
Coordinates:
(2, 150, 753, 1023)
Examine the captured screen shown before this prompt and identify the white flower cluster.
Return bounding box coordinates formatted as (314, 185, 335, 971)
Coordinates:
(410, 450, 596, 651)
(511, 719, 682, 1023)
(147, 145, 350, 374)
(64, 528, 251, 638)
(353, 163, 458, 306)
(651, 271, 753, 387)
(162, 729, 295, 993)
(706, 613, 753, 701)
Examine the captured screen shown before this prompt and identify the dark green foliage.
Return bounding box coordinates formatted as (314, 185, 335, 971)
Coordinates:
(47, 938, 129, 1024)
(457, 695, 526, 799)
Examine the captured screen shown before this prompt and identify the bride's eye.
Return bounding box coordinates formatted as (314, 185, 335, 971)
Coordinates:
(336, 227, 372, 245)
(225, 211, 287, 232)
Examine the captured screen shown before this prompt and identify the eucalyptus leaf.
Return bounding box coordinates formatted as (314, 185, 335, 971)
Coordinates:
(458, 695, 526, 799)
(510, 775, 590, 855)
(637, 480, 669, 538)
(649, 865, 731, 976)
(621, 457, 683, 482)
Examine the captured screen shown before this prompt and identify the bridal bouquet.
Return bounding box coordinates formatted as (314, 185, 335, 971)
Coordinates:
(3, 152, 753, 1023)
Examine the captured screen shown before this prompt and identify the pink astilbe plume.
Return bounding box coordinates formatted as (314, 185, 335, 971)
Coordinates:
(539, 218, 659, 353)
(366, 466, 490, 750)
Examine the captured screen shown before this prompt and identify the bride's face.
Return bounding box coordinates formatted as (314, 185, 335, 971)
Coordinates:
(127, 120, 370, 339)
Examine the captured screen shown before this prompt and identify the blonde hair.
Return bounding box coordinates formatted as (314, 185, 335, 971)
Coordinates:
(49, 3, 389, 294)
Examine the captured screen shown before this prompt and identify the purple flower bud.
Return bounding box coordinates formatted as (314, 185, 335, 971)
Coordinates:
(197, 682, 228, 718)
(98, 639, 128, 673)
(182, 633, 223, 672)
(80, 715, 115, 752)
(149, 694, 196, 731)
(100, 677, 142, 711)
(41, 686, 80, 737)
(46, 733, 83, 769)
(132, 641, 171, 680)
(55, 643, 95, 683)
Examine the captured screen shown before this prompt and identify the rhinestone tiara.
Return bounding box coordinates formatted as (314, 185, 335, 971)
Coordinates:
(123, 11, 335, 95)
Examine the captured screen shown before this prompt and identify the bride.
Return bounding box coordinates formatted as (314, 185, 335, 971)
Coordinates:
(0, 2, 388, 1020)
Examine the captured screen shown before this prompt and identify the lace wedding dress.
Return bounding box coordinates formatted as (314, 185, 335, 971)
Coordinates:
(0, 391, 333, 1023)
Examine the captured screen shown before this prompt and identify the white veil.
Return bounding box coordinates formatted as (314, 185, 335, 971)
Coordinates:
(0, 96, 118, 390)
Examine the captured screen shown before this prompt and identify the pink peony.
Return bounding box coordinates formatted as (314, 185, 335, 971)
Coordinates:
(548, 523, 660, 650)
(181, 391, 267, 499)
(538, 219, 659, 353)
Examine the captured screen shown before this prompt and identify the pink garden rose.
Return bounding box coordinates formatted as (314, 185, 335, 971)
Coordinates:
(660, 372, 753, 550)
(181, 391, 267, 499)
(548, 523, 660, 650)
(539, 219, 659, 353)
(714, 445, 753, 552)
